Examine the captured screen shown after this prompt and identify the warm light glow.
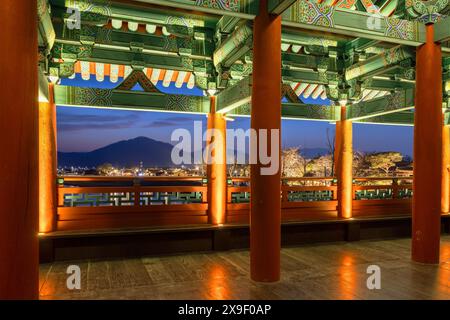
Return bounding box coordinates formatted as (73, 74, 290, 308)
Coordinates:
(39, 84, 57, 233)
(338, 99, 347, 107)
(47, 76, 60, 84)
(206, 265, 230, 299)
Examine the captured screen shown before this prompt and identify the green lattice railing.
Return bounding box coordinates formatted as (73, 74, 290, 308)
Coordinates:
(58, 176, 207, 207)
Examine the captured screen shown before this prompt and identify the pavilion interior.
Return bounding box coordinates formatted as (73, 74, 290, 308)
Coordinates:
(1, 0, 450, 299)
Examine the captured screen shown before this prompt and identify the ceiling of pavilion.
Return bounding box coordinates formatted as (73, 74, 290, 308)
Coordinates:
(37, 0, 450, 126)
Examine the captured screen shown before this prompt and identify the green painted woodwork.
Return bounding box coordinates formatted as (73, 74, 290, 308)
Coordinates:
(38, 0, 56, 50)
(52, 20, 214, 59)
(346, 89, 415, 121)
(355, 111, 414, 126)
(52, 0, 258, 19)
(216, 77, 252, 114)
(363, 77, 415, 91)
(227, 101, 340, 122)
(282, 1, 426, 46)
(282, 69, 331, 84)
(51, 42, 213, 75)
(280, 103, 340, 121)
(435, 16, 450, 43)
(406, 0, 449, 24)
(42, 0, 450, 129)
(345, 46, 413, 81)
(62, 190, 204, 207)
(54, 85, 210, 113)
(213, 23, 252, 68)
(269, 0, 298, 15)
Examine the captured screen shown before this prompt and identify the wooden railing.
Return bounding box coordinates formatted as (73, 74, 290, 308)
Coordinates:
(55, 175, 414, 231)
(57, 176, 208, 231)
(226, 176, 413, 223)
(353, 177, 413, 200)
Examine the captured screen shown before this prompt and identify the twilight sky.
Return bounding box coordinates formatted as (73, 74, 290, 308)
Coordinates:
(57, 76, 413, 156)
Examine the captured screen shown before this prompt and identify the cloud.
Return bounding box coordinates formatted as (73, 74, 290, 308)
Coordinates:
(57, 112, 140, 132)
(140, 115, 204, 128)
(144, 120, 180, 128)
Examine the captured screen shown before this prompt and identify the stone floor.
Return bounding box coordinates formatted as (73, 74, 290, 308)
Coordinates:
(39, 236, 450, 300)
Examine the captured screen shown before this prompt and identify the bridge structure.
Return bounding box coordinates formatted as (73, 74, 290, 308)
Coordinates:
(1, 0, 450, 298)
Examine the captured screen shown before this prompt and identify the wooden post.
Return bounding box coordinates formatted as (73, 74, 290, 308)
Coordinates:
(412, 24, 442, 264)
(133, 178, 141, 207)
(392, 178, 399, 199)
(334, 121, 341, 177)
(441, 125, 450, 214)
(39, 84, 57, 233)
(250, 0, 282, 282)
(0, 0, 39, 299)
(207, 96, 227, 225)
(337, 106, 353, 218)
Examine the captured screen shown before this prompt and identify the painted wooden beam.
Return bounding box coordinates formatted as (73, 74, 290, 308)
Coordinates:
(282, 52, 337, 71)
(345, 46, 413, 81)
(213, 23, 253, 68)
(52, 20, 213, 60)
(52, 0, 257, 19)
(282, 68, 330, 84)
(354, 111, 414, 126)
(123, 0, 258, 17)
(51, 1, 217, 29)
(269, 0, 297, 15)
(282, 1, 426, 46)
(345, 38, 380, 52)
(54, 85, 210, 113)
(52, 43, 213, 76)
(216, 77, 252, 114)
(346, 89, 414, 121)
(363, 77, 415, 90)
(54, 84, 418, 124)
(38, 0, 56, 50)
(281, 103, 340, 121)
(216, 15, 242, 33)
(435, 16, 450, 43)
(227, 102, 340, 121)
(38, 67, 50, 103)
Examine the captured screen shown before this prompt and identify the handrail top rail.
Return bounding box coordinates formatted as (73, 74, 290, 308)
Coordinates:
(59, 175, 205, 182)
(59, 175, 414, 182)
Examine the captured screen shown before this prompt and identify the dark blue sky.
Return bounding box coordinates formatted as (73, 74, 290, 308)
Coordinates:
(57, 75, 413, 156)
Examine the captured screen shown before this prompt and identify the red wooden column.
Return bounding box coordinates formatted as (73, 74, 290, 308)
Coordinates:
(334, 121, 342, 177)
(206, 96, 227, 225)
(250, 0, 282, 282)
(0, 0, 39, 299)
(412, 24, 443, 264)
(337, 106, 353, 219)
(442, 125, 450, 214)
(39, 84, 58, 233)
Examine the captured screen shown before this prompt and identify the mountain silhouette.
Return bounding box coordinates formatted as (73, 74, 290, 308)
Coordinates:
(58, 136, 331, 168)
(58, 136, 177, 168)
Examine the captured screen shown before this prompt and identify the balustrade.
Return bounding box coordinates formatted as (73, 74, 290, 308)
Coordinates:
(55, 175, 414, 230)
